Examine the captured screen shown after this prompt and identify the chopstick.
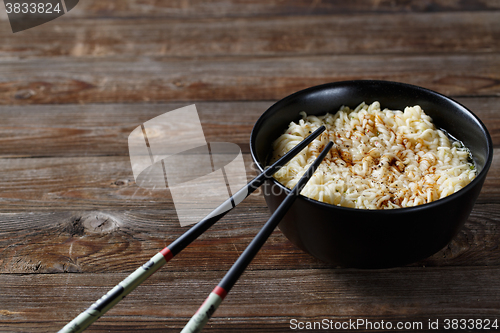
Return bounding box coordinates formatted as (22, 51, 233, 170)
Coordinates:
(180, 141, 334, 333)
(58, 125, 326, 333)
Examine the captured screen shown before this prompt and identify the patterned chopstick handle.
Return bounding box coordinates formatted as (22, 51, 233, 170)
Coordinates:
(180, 287, 228, 333)
(58, 249, 173, 333)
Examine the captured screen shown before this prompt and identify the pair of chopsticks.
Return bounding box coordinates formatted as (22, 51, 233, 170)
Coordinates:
(180, 139, 333, 333)
(59, 125, 331, 333)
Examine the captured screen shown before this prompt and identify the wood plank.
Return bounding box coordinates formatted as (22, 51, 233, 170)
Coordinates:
(457, 97, 500, 148)
(0, 146, 498, 211)
(0, 97, 495, 156)
(0, 154, 264, 211)
(29, 0, 500, 20)
(0, 200, 498, 274)
(0, 54, 498, 105)
(0, 101, 270, 157)
(0, 97, 498, 158)
(0, 267, 499, 332)
(1, 12, 499, 58)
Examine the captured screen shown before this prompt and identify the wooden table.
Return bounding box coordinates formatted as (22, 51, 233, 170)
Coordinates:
(1, 1, 499, 332)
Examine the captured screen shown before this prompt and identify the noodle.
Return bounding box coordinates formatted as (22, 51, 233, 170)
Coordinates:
(271, 101, 476, 209)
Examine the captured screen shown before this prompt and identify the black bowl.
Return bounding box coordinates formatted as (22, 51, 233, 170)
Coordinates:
(250, 80, 493, 268)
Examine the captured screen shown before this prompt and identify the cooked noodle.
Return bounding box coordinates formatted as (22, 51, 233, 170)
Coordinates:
(271, 102, 476, 209)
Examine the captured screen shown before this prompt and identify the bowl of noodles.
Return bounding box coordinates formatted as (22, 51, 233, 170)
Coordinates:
(250, 80, 492, 268)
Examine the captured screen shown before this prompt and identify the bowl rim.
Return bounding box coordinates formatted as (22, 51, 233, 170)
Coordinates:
(250, 79, 494, 214)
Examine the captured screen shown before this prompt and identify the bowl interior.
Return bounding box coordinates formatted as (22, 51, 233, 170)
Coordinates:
(252, 80, 492, 179)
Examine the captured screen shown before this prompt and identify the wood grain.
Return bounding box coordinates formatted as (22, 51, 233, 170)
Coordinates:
(1, 12, 499, 58)
(0, 146, 498, 212)
(0, 201, 499, 274)
(0, 267, 499, 332)
(0, 101, 269, 157)
(0, 97, 497, 158)
(0, 54, 498, 105)
(0, 155, 262, 211)
(52, 0, 500, 19)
